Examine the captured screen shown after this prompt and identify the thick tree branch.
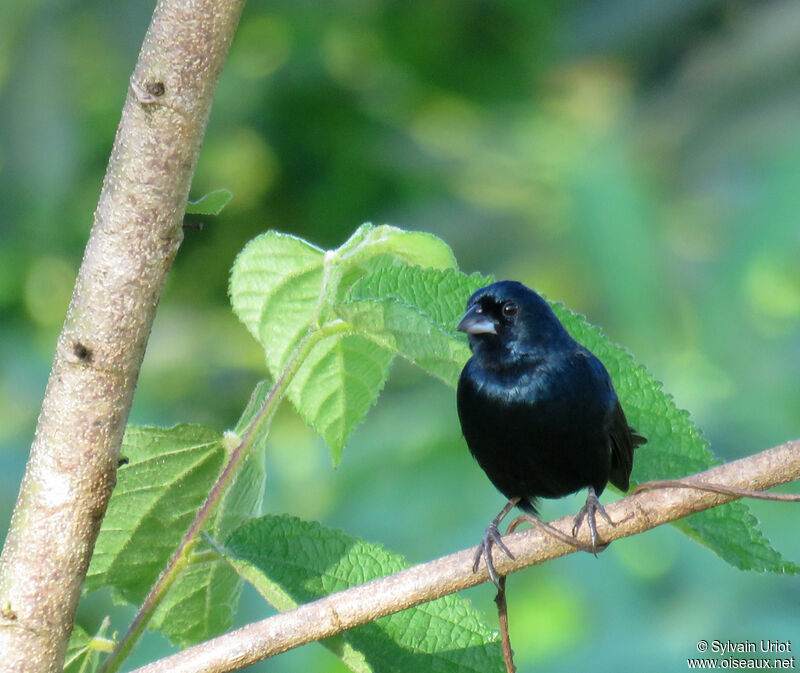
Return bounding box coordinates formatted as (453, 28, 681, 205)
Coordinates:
(130, 439, 800, 673)
(0, 1, 245, 671)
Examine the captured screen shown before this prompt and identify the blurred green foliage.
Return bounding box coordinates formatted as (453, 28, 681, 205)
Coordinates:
(1, 0, 799, 671)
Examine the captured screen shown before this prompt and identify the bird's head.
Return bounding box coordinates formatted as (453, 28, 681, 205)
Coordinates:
(457, 280, 570, 367)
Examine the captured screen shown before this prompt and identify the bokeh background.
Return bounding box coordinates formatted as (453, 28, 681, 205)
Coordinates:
(2, 0, 800, 671)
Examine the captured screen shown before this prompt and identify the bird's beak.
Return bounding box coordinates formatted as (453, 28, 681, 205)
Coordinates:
(457, 304, 498, 335)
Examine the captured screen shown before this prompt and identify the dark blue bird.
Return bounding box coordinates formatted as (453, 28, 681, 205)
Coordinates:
(456, 280, 645, 585)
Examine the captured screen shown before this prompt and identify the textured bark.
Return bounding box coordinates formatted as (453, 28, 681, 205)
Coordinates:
(129, 439, 800, 673)
(0, 1, 245, 671)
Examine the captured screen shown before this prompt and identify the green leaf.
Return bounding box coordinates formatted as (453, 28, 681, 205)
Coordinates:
(337, 264, 490, 386)
(150, 557, 243, 648)
(152, 392, 269, 648)
(228, 225, 461, 457)
(336, 223, 458, 271)
(672, 505, 798, 573)
(549, 300, 800, 574)
(85, 424, 226, 603)
(288, 335, 394, 465)
(229, 231, 324, 354)
(186, 188, 233, 215)
(85, 422, 268, 648)
(150, 435, 267, 647)
(229, 225, 458, 373)
(219, 515, 504, 673)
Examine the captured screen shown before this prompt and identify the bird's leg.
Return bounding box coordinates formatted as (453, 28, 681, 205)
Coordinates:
(473, 497, 520, 588)
(572, 487, 614, 556)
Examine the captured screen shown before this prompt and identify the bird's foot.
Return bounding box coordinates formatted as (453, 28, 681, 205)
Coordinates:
(473, 498, 519, 588)
(572, 487, 614, 556)
(473, 521, 514, 588)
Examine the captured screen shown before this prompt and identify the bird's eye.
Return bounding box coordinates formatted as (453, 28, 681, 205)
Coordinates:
(501, 301, 518, 321)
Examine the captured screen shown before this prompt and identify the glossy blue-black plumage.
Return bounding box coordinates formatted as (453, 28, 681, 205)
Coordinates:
(457, 281, 643, 515)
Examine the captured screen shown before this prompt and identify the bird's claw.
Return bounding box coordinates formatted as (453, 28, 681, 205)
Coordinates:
(572, 487, 614, 556)
(473, 521, 514, 588)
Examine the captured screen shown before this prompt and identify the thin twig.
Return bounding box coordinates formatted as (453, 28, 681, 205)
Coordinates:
(128, 438, 800, 673)
(494, 576, 515, 673)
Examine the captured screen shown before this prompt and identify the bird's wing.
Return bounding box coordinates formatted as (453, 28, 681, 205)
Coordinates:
(608, 401, 646, 492)
(577, 349, 645, 492)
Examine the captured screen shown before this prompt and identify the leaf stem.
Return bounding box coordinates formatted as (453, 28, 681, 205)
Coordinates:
(98, 325, 331, 673)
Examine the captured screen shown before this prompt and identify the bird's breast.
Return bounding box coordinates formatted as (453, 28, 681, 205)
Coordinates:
(457, 354, 615, 500)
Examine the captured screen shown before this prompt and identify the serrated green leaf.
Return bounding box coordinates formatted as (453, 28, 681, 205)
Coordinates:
(85, 422, 268, 648)
(338, 223, 458, 271)
(150, 556, 243, 648)
(288, 334, 394, 464)
(337, 265, 490, 385)
(150, 443, 267, 647)
(673, 506, 798, 573)
(85, 425, 226, 603)
(346, 264, 491, 327)
(229, 226, 458, 374)
(186, 188, 233, 215)
(549, 301, 800, 574)
(228, 226, 462, 457)
(153, 401, 268, 647)
(229, 231, 324, 347)
(219, 515, 504, 673)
